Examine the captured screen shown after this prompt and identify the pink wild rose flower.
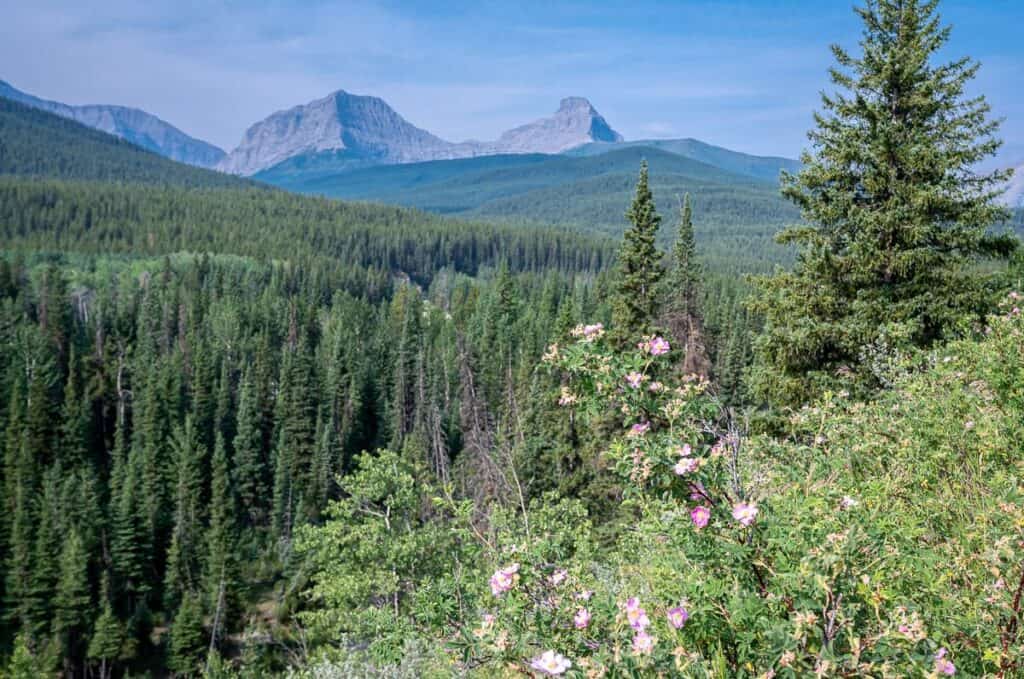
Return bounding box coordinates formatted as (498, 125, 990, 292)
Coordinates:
(674, 457, 699, 475)
(690, 505, 711, 529)
(732, 502, 758, 527)
(648, 336, 670, 355)
(629, 421, 651, 437)
(573, 607, 591, 629)
(490, 563, 520, 596)
(625, 598, 650, 630)
(667, 605, 689, 629)
(934, 648, 956, 676)
(632, 630, 656, 655)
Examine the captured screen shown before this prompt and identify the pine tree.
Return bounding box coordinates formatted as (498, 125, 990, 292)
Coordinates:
(215, 359, 235, 457)
(58, 346, 90, 469)
(388, 284, 424, 448)
(612, 161, 664, 343)
(204, 433, 238, 653)
(88, 574, 125, 679)
(167, 593, 205, 677)
(232, 367, 267, 526)
(164, 417, 206, 612)
(750, 0, 1016, 407)
(661, 194, 711, 377)
(27, 465, 62, 638)
(54, 528, 92, 674)
(110, 439, 152, 610)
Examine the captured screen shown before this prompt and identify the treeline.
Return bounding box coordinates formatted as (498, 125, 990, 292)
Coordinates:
(0, 179, 616, 285)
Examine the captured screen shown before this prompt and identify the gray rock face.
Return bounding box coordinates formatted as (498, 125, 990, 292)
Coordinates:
(0, 80, 226, 168)
(490, 96, 623, 154)
(220, 91, 624, 176)
(218, 90, 458, 176)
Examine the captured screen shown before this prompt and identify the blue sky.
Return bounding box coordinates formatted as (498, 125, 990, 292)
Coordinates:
(2, 0, 1022, 162)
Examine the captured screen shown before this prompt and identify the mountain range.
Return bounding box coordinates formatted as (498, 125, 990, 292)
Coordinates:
(217, 91, 624, 176)
(3, 77, 1021, 210)
(0, 78, 792, 184)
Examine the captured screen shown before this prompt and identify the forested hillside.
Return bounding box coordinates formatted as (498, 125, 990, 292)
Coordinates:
(262, 145, 799, 273)
(2, 0, 1023, 676)
(0, 179, 613, 283)
(0, 98, 247, 188)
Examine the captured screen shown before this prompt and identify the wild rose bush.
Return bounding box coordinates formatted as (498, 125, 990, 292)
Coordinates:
(302, 301, 1024, 677)
(455, 323, 972, 676)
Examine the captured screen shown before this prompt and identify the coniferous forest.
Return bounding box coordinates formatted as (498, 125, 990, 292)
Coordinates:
(3, 1, 1024, 677)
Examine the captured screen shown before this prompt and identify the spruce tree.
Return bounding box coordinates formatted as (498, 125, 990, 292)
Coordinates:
(88, 574, 124, 679)
(612, 161, 664, 342)
(54, 528, 92, 674)
(27, 465, 62, 638)
(204, 433, 238, 652)
(58, 346, 90, 469)
(232, 367, 267, 526)
(167, 593, 205, 677)
(164, 417, 206, 612)
(750, 0, 1016, 407)
(661, 194, 711, 377)
(3, 441, 34, 634)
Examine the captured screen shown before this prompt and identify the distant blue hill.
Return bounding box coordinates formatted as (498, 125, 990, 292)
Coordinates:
(564, 138, 801, 183)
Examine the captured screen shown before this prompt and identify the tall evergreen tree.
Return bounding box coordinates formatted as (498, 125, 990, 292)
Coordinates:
(750, 0, 1016, 407)
(661, 194, 711, 377)
(167, 593, 205, 677)
(88, 574, 124, 679)
(58, 346, 90, 469)
(612, 161, 664, 342)
(204, 433, 238, 653)
(232, 368, 267, 526)
(164, 417, 207, 612)
(54, 528, 92, 674)
(27, 465, 62, 638)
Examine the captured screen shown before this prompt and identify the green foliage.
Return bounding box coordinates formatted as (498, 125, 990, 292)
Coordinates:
(87, 575, 126, 679)
(750, 0, 1016, 407)
(0, 97, 249, 188)
(449, 307, 1024, 676)
(611, 161, 664, 342)
(0, 179, 613, 286)
(168, 593, 206, 676)
(296, 449, 465, 663)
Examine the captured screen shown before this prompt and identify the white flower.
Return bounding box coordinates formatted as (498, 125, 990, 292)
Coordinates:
(529, 650, 572, 675)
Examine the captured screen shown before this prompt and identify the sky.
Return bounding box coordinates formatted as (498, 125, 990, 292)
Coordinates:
(2, 0, 1023, 162)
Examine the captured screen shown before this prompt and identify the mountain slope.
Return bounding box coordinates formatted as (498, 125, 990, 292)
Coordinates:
(566, 138, 800, 183)
(0, 79, 226, 168)
(0, 97, 249, 188)
(222, 91, 624, 176)
(275, 145, 800, 270)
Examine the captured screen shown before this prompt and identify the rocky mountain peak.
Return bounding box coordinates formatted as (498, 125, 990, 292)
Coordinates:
(218, 90, 625, 175)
